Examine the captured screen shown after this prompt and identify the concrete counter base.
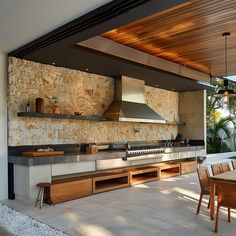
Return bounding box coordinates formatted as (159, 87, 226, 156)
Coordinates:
(11, 146, 205, 201)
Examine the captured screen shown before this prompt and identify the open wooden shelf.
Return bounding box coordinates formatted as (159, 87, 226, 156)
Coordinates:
(154, 163, 180, 179)
(129, 167, 158, 185)
(17, 112, 106, 121)
(93, 172, 129, 194)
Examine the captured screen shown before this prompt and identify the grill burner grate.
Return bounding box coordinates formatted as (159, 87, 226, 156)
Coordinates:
(127, 147, 164, 158)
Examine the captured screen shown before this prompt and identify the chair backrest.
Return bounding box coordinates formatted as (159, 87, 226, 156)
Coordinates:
(211, 164, 223, 176)
(217, 181, 236, 208)
(197, 167, 210, 190)
(232, 160, 236, 169)
(221, 162, 230, 173)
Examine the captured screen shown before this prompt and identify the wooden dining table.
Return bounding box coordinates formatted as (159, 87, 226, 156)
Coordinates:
(210, 169, 236, 220)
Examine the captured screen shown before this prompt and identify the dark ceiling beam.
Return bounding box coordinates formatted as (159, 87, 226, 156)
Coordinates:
(79, 36, 211, 82)
(9, 0, 191, 58)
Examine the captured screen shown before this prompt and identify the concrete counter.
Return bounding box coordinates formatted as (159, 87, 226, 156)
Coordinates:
(8, 146, 205, 166)
(9, 146, 205, 201)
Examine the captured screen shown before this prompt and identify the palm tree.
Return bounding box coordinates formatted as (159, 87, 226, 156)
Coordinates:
(207, 116, 235, 153)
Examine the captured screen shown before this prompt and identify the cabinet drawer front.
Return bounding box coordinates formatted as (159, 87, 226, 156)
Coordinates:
(181, 161, 197, 174)
(51, 178, 92, 203)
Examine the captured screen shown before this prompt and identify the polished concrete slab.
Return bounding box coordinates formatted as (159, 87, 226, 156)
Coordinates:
(3, 172, 236, 236)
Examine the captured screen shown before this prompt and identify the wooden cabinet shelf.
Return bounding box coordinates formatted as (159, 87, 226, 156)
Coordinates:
(154, 163, 180, 179)
(129, 167, 158, 185)
(46, 160, 194, 204)
(17, 112, 106, 121)
(93, 172, 129, 194)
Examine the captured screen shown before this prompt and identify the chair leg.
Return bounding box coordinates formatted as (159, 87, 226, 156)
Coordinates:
(196, 193, 203, 214)
(228, 208, 231, 223)
(35, 187, 42, 207)
(214, 205, 220, 233)
(207, 198, 210, 209)
(39, 187, 44, 209)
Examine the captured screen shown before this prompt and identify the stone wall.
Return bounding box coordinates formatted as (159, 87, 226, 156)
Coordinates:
(178, 91, 204, 140)
(8, 57, 179, 146)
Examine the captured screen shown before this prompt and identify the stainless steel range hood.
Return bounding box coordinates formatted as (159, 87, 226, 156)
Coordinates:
(102, 76, 166, 123)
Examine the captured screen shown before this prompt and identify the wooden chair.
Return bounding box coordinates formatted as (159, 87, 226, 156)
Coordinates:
(231, 160, 236, 169)
(221, 162, 230, 173)
(211, 164, 223, 176)
(214, 181, 236, 233)
(196, 167, 211, 214)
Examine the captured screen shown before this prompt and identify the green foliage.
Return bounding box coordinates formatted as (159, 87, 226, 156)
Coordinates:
(207, 116, 234, 153)
(206, 78, 236, 153)
(228, 82, 236, 115)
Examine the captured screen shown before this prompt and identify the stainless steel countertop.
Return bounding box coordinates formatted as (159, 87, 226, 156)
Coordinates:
(8, 146, 205, 166)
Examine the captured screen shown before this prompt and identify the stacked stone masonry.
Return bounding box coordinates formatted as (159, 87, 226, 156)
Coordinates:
(8, 57, 179, 146)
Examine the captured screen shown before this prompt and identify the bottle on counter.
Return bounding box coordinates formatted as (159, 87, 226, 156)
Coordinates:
(53, 100, 61, 114)
(26, 101, 31, 112)
(35, 98, 44, 113)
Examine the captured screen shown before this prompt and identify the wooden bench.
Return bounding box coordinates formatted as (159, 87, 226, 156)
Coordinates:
(43, 160, 192, 204)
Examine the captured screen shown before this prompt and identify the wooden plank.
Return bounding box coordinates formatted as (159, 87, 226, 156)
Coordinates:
(129, 167, 158, 175)
(102, 0, 236, 77)
(160, 170, 180, 179)
(155, 163, 180, 170)
(51, 178, 92, 204)
(181, 160, 197, 175)
(22, 151, 64, 157)
(210, 169, 236, 182)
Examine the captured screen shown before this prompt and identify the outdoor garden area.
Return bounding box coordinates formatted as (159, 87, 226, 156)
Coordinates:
(207, 77, 236, 154)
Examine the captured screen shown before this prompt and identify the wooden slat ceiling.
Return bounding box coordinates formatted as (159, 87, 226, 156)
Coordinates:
(102, 0, 236, 77)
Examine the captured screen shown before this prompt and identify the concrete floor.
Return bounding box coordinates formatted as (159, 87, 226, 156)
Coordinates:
(3, 172, 236, 236)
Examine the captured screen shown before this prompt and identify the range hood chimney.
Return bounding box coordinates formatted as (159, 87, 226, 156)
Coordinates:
(102, 76, 166, 123)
